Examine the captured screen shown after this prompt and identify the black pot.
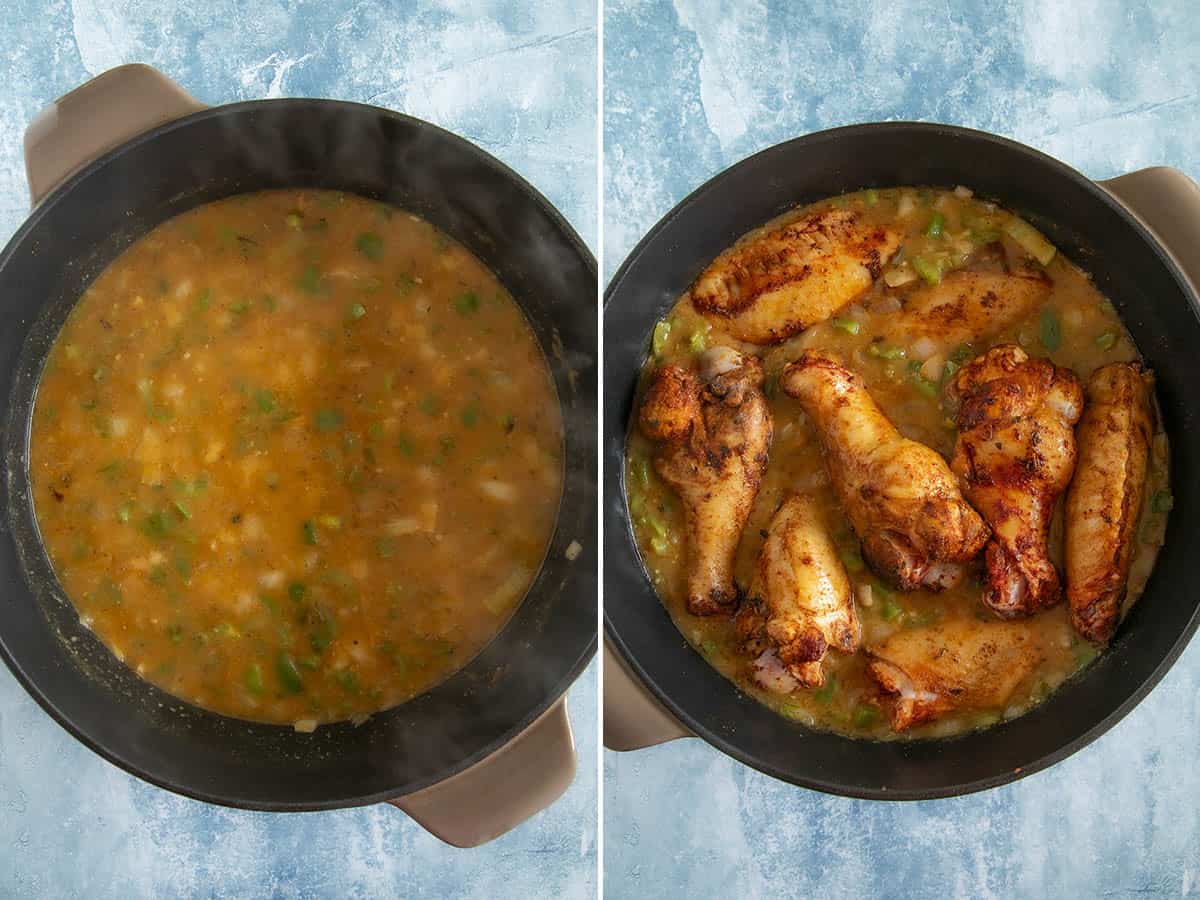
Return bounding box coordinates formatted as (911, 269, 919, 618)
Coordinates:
(603, 122, 1200, 799)
(0, 65, 596, 843)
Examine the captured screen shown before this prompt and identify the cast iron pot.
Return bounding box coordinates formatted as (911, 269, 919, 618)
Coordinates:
(0, 65, 596, 846)
(604, 122, 1200, 799)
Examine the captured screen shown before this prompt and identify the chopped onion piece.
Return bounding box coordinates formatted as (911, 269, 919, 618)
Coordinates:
(258, 570, 285, 590)
(485, 566, 533, 615)
(910, 336, 937, 361)
(480, 480, 517, 502)
(386, 517, 420, 536)
(871, 293, 903, 314)
(857, 583, 874, 608)
(883, 265, 917, 288)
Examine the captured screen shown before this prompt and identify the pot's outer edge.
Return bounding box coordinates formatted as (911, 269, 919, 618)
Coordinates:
(0, 96, 597, 811)
(603, 121, 1200, 799)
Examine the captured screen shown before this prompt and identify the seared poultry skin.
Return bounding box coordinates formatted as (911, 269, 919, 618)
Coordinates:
(885, 268, 1051, 352)
(735, 495, 860, 688)
(690, 208, 902, 345)
(948, 344, 1083, 618)
(1065, 362, 1154, 643)
(866, 620, 1043, 730)
(639, 347, 773, 616)
(780, 350, 989, 591)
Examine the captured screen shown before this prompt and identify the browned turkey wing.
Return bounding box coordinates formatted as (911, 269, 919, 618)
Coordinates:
(690, 208, 902, 345)
(737, 494, 860, 688)
(884, 268, 1052, 353)
(1065, 362, 1154, 642)
(948, 344, 1083, 618)
(780, 350, 988, 591)
(867, 620, 1044, 730)
(639, 347, 773, 615)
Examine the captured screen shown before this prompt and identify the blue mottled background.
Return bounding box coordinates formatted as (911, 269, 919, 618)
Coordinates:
(604, 1, 1200, 898)
(0, 2, 597, 897)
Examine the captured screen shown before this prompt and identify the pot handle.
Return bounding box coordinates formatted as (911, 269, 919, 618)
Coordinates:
(1100, 167, 1200, 299)
(24, 63, 205, 206)
(390, 696, 577, 848)
(603, 640, 691, 751)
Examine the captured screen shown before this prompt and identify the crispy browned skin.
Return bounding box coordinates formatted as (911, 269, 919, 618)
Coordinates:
(639, 347, 773, 615)
(1064, 362, 1154, 643)
(866, 620, 1044, 730)
(948, 344, 1083, 618)
(780, 350, 988, 591)
(690, 208, 902, 345)
(885, 268, 1052, 351)
(737, 495, 860, 688)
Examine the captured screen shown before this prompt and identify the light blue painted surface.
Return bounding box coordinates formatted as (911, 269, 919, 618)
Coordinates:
(0, 2, 597, 897)
(604, 2, 1200, 898)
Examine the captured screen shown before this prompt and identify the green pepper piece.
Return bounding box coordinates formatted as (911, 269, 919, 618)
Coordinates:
(354, 232, 383, 259)
(651, 319, 671, 355)
(1039, 307, 1062, 352)
(831, 317, 860, 335)
(852, 705, 881, 728)
(911, 255, 943, 285)
(276, 653, 304, 693)
(245, 663, 264, 695)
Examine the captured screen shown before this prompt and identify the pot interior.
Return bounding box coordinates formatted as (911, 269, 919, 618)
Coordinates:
(604, 123, 1200, 798)
(0, 100, 596, 810)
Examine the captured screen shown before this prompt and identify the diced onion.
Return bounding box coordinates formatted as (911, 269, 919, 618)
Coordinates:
(910, 336, 937, 361)
(258, 571, 285, 590)
(871, 293, 903, 314)
(857, 583, 874, 608)
(386, 517, 420, 536)
(883, 266, 917, 288)
(485, 566, 533, 615)
(565, 540, 583, 561)
(954, 185, 974, 199)
(480, 480, 517, 503)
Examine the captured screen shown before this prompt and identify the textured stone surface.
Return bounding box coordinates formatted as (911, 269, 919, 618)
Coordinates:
(0, 2, 597, 896)
(604, 2, 1199, 898)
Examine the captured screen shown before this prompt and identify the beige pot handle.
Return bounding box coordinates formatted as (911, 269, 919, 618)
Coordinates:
(391, 697, 578, 848)
(603, 640, 691, 751)
(1100, 167, 1200, 299)
(24, 63, 205, 206)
